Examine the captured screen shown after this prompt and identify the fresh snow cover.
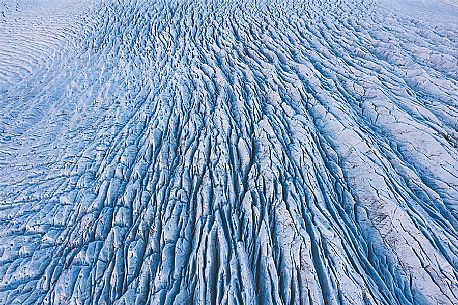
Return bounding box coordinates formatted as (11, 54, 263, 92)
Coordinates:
(0, 0, 457, 304)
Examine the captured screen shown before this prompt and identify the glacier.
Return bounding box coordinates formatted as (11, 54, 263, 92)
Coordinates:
(0, 0, 457, 304)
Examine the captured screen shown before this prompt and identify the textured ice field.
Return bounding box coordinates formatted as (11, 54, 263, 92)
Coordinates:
(0, 0, 457, 304)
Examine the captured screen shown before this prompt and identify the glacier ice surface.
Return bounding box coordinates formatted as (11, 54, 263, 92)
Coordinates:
(0, 0, 458, 304)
